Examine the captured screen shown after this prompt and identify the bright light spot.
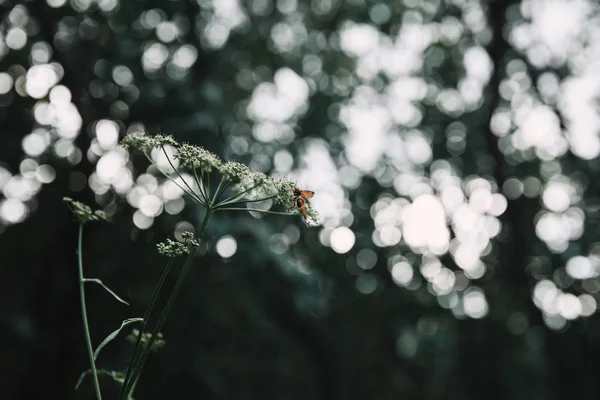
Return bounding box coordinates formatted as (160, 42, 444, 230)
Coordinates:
(133, 210, 154, 229)
(172, 45, 198, 69)
(391, 262, 414, 286)
(463, 46, 493, 84)
(330, 226, 355, 254)
(0, 167, 11, 190)
(22, 130, 51, 157)
(165, 198, 185, 215)
(156, 21, 179, 43)
(274, 149, 294, 172)
(36, 164, 56, 183)
(530, 0, 589, 61)
(139, 194, 163, 217)
(112, 65, 134, 86)
(6, 27, 27, 50)
(216, 235, 237, 258)
(565, 256, 597, 279)
(0, 198, 28, 224)
(96, 150, 127, 184)
(339, 23, 380, 57)
(463, 288, 488, 318)
(404, 131, 432, 165)
(96, 120, 120, 150)
(340, 101, 389, 173)
(533, 279, 558, 313)
(579, 294, 597, 317)
(142, 43, 169, 72)
(247, 68, 309, 125)
(0, 73, 14, 95)
(542, 181, 571, 212)
(47, 0, 68, 7)
(431, 267, 456, 295)
(26, 64, 60, 99)
(555, 292, 581, 320)
(160, 181, 183, 202)
(49, 85, 71, 104)
(469, 187, 492, 213)
(402, 194, 449, 255)
(488, 193, 507, 216)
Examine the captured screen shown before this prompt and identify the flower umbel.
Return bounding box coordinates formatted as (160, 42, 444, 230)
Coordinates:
(63, 197, 106, 223)
(272, 176, 297, 211)
(175, 143, 222, 172)
(120, 132, 156, 152)
(120, 132, 177, 152)
(156, 232, 199, 257)
(127, 329, 166, 352)
(218, 161, 250, 183)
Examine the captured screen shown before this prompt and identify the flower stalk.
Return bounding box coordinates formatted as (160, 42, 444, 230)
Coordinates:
(77, 224, 103, 400)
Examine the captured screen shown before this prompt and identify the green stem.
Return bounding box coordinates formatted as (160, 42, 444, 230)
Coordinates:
(216, 195, 277, 207)
(213, 181, 269, 208)
(77, 224, 103, 400)
(143, 153, 204, 205)
(211, 177, 225, 206)
(121, 209, 213, 400)
(160, 147, 204, 205)
(117, 258, 175, 400)
(193, 169, 208, 204)
(216, 207, 294, 216)
(205, 170, 211, 198)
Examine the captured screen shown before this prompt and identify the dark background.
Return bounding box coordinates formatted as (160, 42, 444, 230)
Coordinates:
(2, 0, 600, 399)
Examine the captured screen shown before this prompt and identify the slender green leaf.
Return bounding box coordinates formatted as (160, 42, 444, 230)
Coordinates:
(84, 278, 130, 305)
(93, 318, 143, 361)
(75, 369, 125, 390)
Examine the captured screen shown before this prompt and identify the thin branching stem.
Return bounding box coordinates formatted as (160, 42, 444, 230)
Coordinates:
(160, 147, 204, 204)
(211, 177, 225, 205)
(143, 153, 204, 205)
(193, 169, 209, 204)
(216, 195, 278, 207)
(216, 207, 295, 216)
(121, 209, 213, 400)
(213, 181, 270, 208)
(215, 180, 233, 201)
(118, 258, 175, 400)
(205, 170, 211, 198)
(77, 224, 103, 400)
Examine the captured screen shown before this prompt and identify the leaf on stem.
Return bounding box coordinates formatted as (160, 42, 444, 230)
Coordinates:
(84, 278, 130, 305)
(93, 318, 143, 361)
(75, 369, 125, 390)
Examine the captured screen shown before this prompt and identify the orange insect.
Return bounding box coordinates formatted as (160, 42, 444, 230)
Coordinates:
(293, 187, 315, 219)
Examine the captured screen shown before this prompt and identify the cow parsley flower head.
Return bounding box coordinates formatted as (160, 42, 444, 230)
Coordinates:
(63, 197, 107, 223)
(120, 132, 157, 152)
(219, 161, 251, 183)
(153, 134, 178, 148)
(156, 232, 199, 257)
(120, 132, 177, 152)
(272, 176, 297, 211)
(175, 143, 222, 172)
(127, 329, 166, 352)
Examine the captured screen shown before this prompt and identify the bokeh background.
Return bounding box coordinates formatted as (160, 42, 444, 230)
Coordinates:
(2, 0, 600, 398)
